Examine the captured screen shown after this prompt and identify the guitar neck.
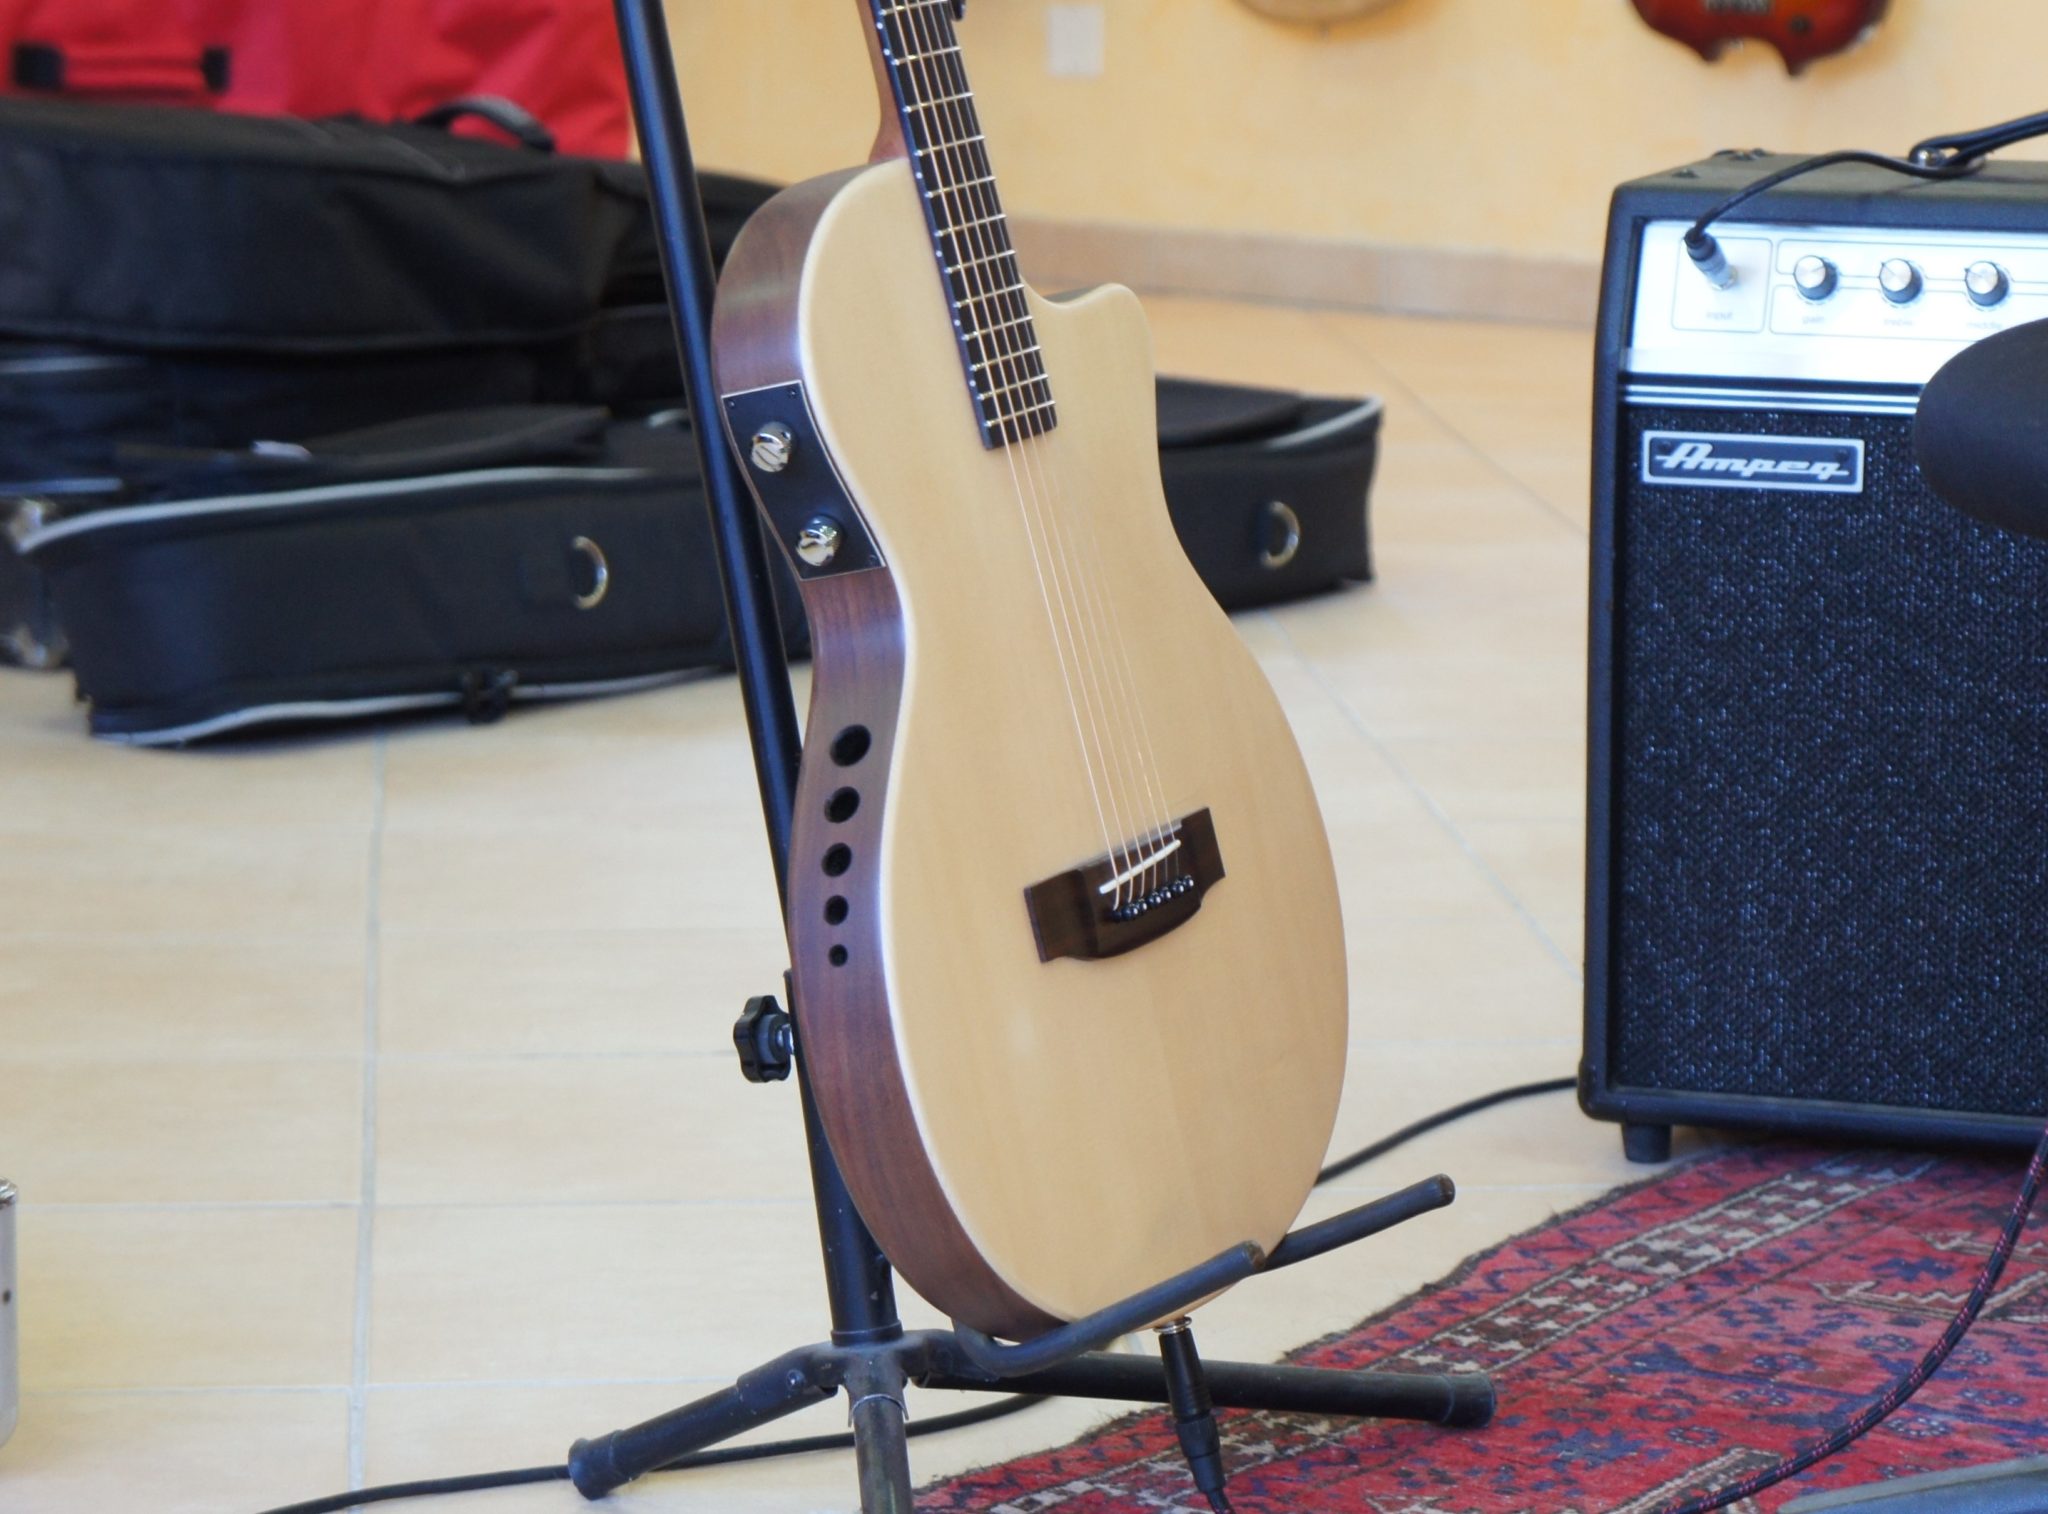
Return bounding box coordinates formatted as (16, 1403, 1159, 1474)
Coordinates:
(863, 0, 1056, 448)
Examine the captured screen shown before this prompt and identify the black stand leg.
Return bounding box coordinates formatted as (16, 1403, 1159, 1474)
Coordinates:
(568, 1347, 835, 1497)
(577, 2, 1499, 1509)
(1622, 1122, 1674, 1164)
(847, 1351, 916, 1514)
(922, 1350, 1494, 1426)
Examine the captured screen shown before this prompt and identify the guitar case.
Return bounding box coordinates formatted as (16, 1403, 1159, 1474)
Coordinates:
(12, 384, 1375, 744)
(0, 98, 1378, 740)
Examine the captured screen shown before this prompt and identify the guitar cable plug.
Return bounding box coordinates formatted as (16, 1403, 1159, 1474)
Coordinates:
(1158, 1318, 1234, 1514)
(1683, 227, 1735, 289)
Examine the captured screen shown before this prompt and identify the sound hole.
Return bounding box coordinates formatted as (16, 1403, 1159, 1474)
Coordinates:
(825, 788, 860, 823)
(828, 944, 849, 967)
(824, 895, 849, 925)
(830, 725, 871, 766)
(822, 844, 852, 877)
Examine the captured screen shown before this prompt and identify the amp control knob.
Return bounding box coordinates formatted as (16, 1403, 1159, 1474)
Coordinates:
(1793, 255, 1839, 302)
(1878, 259, 1924, 305)
(1966, 260, 2012, 308)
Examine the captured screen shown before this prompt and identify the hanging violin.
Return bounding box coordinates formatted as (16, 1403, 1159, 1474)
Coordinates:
(1630, 0, 1890, 75)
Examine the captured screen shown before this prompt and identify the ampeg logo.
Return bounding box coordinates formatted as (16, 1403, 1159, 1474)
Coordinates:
(1642, 431, 1865, 494)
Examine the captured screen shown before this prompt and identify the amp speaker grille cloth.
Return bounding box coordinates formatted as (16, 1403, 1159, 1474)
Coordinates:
(1613, 406, 2048, 1115)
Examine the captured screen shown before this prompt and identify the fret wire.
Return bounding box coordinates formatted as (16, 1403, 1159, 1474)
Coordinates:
(925, 175, 996, 199)
(968, 310, 1033, 339)
(947, 245, 1018, 273)
(899, 88, 973, 111)
(938, 214, 1008, 243)
(972, 345, 1043, 373)
(978, 372, 1053, 404)
(955, 288, 1031, 329)
(993, 407, 1056, 443)
(977, 373, 1053, 406)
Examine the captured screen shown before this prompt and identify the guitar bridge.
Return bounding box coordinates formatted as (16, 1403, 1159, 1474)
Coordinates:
(1023, 808, 1224, 963)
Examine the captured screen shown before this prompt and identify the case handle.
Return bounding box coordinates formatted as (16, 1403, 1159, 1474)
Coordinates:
(12, 41, 228, 100)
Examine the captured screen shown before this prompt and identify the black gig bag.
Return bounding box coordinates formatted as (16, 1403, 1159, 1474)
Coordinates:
(16, 381, 1376, 745)
(0, 100, 1378, 737)
(0, 96, 774, 669)
(15, 407, 806, 743)
(1155, 378, 1378, 608)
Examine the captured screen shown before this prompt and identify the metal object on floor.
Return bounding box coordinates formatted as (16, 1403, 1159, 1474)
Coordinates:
(1784, 1457, 2048, 1514)
(1, 1180, 17, 1451)
(574, 3, 1496, 1508)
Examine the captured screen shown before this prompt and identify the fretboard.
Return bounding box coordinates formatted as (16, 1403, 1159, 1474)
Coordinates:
(871, 0, 1055, 449)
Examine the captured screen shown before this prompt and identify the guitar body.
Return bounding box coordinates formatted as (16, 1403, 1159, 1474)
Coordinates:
(713, 158, 1347, 1338)
(1630, 0, 1889, 74)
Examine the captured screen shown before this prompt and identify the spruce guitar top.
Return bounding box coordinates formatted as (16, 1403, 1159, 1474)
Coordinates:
(711, 0, 1348, 1339)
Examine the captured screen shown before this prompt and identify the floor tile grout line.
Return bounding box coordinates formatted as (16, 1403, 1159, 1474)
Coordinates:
(1306, 314, 1590, 540)
(347, 734, 387, 1492)
(1260, 609, 1580, 977)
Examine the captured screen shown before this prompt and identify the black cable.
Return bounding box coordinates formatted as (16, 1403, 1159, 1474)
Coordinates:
(255, 1466, 569, 1514)
(1687, 149, 1976, 246)
(254, 1077, 1573, 1514)
(258, 1074, 2043, 1514)
(252, 1395, 1050, 1514)
(1654, 1121, 2048, 1514)
(1912, 109, 2048, 168)
(1316, 1076, 1577, 1185)
(1682, 107, 2048, 279)
(655, 1391, 1048, 1472)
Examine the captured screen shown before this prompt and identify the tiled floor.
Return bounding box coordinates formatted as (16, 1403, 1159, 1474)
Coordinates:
(0, 296, 1692, 1512)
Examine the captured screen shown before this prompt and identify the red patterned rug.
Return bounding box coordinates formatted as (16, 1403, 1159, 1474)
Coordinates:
(920, 1146, 2048, 1513)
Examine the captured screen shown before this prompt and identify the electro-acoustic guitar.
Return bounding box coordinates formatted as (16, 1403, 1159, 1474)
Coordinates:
(713, 0, 1348, 1340)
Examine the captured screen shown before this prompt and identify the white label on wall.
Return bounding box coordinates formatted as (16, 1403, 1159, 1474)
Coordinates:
(1047, 4, 1106, 77)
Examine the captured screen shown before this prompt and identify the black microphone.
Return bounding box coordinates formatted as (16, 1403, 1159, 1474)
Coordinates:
(1916, 317, 2048, 542)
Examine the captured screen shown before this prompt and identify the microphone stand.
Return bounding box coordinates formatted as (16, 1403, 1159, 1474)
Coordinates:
(570, 4, 1498, 1508)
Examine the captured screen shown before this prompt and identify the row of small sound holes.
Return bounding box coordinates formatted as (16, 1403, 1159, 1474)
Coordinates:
(819, 723, 871, 967)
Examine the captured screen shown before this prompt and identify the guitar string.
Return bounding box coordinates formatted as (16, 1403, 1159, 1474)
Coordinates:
(891, 0, 1154, 907)
(1028, 400, 1184, 899)
(897, 0, 1177, 908)
(912, 0, 1173, 912)
(879, 0, 1132, 896)
(903, 0, 1181, 905)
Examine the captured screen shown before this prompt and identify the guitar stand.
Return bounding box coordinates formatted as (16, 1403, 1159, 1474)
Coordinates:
(584, 3, 1497, 1509)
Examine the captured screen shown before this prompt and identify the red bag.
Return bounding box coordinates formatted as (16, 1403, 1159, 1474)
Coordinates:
(0, 0, 631, 157)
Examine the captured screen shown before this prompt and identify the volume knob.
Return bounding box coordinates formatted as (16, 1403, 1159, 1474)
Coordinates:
(1966, 260, 2012, 308)
(1878, 258, 1924, 305)
(794, 515, 844, 569)
(1793, 255, 1839, 302)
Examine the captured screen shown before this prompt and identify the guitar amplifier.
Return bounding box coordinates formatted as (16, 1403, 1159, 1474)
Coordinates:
(1582, 152, 2048, 1162)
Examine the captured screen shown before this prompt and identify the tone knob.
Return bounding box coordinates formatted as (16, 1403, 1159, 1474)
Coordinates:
(1793, 255, 1839, 302)
(1966, 260, 2012, 308)
(1878, 258, 1924, 305)
(794, 515, 843, 568)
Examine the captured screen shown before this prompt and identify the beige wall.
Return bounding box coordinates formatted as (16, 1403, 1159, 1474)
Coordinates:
(666, 1, 2048, 272)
